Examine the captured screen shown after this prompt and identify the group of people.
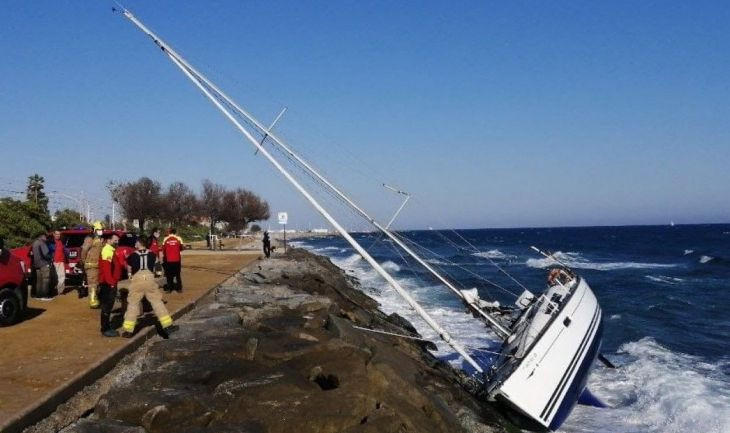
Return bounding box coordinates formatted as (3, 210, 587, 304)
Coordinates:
(31, 223, 185, 338)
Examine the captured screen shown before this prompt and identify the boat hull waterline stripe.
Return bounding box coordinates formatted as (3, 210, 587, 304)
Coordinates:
(541, 305, 600, 421)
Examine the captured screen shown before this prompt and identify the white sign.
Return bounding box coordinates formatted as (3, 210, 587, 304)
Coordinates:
(277, 212, 288, 225)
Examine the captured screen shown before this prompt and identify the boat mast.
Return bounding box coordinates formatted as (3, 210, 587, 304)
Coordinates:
(117, 8, 485, 372)
(120, 10, 510, 338)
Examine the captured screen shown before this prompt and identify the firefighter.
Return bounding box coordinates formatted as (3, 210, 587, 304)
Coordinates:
(162, 228, 184, 293)
(121, 236, 177, 338)
(80, 222, 105, 306)
(99, 233, 121, 337)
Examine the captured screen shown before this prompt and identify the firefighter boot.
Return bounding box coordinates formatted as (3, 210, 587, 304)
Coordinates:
(89, 287, 100, 309)
(78, 285, 88, 299)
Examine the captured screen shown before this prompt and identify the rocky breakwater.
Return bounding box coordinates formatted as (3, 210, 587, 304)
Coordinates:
(62, 249, 511, 433)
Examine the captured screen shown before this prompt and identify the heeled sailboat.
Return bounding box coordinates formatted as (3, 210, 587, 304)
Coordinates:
(115, 8, 604, 430)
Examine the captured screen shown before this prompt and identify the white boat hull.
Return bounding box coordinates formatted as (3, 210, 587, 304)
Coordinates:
(488, 277, 602, 431)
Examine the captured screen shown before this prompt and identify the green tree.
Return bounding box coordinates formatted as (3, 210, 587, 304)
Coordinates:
(26, 173, 49, 213)
(53, 208, 84, 230)
(0, 198, 51, 248)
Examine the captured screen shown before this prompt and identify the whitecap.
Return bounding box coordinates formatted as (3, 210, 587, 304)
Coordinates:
(525, 251, 676, 271)
(699, 255, 714, 264)
(609, 314, 621, 320)
(683, 249, 694, 255)
(645, 275, 684, 285)
(560, 338, 730, 433)
(473, 249, 513, 260)
(425, 258, 450, 266)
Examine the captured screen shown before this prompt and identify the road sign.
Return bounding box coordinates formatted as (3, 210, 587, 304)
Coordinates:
(278, 212, 288, 225)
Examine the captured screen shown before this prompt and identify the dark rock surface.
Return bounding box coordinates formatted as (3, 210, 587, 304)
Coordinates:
(60, 249, 511, 433)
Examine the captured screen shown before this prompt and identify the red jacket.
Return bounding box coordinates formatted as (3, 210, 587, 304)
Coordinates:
(53, 239, 65, 263)
(149, 237, 160, 255)
(99, 244, 121, 285)
(162, 235, 183, 263)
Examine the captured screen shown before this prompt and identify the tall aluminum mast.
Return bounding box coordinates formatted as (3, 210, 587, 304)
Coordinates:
(116, 8, 511, 339)
(117, 8, 485, 372)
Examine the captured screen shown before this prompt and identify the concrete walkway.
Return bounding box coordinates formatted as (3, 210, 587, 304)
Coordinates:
(0, 250, 260, 433)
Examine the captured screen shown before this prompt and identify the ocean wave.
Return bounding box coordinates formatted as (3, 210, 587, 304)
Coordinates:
(683, 249, 694, 255)
(699, 255, 714, 264)
(330, 249, 501, 366)
(473, 249, 513, 260)
(609, 314, 622, 320)
(381, 261, 401, 272)
(525, 251, 677, 271)
(561, 338, 730, 433)
(425, 258, 450, 266)
(645, 275, 685, 285)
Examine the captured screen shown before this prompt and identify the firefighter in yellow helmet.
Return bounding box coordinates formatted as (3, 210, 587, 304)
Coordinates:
(80, 221, 105, 308)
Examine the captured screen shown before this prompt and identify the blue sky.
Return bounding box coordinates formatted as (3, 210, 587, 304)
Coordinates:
(1, 1, 728, 229)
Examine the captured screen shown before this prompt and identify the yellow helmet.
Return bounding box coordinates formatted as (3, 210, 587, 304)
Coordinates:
(92, 221, 104, 231)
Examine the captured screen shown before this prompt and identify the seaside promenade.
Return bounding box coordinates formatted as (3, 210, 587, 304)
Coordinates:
(0, 248, 260, 433)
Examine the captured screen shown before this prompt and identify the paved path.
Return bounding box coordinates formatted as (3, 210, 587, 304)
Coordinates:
(0, 250, 259, 432)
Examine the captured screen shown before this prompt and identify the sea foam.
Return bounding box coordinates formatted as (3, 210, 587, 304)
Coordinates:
(560, 338, 730, 433)
(473, 249, 512, 260)
(526, 251, 677, 271)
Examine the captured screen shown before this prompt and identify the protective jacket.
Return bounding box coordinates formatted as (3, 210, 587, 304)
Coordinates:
(162, 235, 183, 263)
(82, 237, 103, 268)
(127, 250, 156, 275)
(99, 244, 121, 285)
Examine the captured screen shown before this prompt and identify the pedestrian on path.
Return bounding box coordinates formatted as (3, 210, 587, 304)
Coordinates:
(31, 232, 52, 299)
(52, 230, 66, 295)
(99, 233, 121, 337)
(121, 236, 177, 338)
(162, 228, 184, 293)
(262, 231, 271, 258)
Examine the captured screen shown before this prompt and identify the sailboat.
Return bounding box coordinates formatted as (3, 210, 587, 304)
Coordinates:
(115, 8, 604, 431)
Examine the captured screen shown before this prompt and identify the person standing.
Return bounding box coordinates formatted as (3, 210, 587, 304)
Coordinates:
(121, 236, 177, 338)
(99, 233, 121, 337)
(52, 230, 66, 295)
(262, 231, 271, 258)
(80, 222, 105, 305)
(162, 228, 184, 293)
(31, 232, 53, 299)
(149, 228, 163, 277)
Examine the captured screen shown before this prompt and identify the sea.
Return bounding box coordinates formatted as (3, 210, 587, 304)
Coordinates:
(289, 224, 730, 433)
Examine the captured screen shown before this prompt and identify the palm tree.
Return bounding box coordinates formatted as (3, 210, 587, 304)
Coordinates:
(26, 173, 49, 212)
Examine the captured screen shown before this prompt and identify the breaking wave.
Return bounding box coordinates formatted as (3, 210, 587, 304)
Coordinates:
(526, 251, 677, 271)
(683, 249, 694, 255)
(561, 338, 730, 433)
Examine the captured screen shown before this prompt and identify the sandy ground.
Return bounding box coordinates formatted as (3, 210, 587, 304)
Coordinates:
(0, 249, 260, 426)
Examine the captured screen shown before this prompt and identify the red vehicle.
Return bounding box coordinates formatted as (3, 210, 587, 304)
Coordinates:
(1, 240, 28, 326)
